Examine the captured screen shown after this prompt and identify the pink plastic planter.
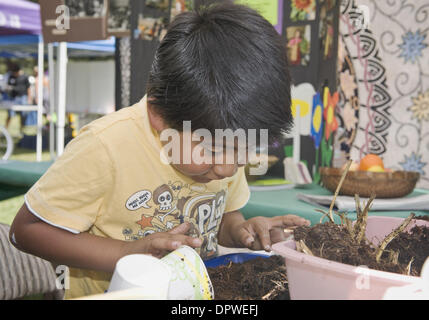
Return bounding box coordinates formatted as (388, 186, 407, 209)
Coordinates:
(272, 216, 429, 300)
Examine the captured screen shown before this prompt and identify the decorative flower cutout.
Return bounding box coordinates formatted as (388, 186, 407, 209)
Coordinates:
(311, 92, 323, 148)
(323, 87, 339, 141)
(337, 36, 345, 63)
(291, 0, 316, 21)
(293, 0, 314, 10)
(398, 30, 427, 64)
(340, 70, 357, 99)
(342, 101, 358, 131)
(409, 90, 429, 122)
(400, 152, 426, 175)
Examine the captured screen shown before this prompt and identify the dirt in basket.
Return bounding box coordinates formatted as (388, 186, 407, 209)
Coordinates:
(293, 221, 429, 276)
(206, 255, 289, 300)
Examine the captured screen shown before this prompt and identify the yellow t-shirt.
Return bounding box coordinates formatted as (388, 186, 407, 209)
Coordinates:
(25, 96, 250, 299)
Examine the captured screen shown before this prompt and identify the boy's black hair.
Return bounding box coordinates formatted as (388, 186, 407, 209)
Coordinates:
(147, 2, 293, 142)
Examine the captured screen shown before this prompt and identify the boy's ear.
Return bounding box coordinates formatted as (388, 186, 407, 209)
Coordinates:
(147, 102, 168, 132)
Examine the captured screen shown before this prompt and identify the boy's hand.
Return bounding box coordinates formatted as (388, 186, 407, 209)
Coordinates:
(123, 222, 202, 259)
(234, 215, 310, 251)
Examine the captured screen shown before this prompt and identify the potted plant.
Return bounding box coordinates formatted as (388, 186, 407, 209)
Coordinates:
(273, 161, 429, 299)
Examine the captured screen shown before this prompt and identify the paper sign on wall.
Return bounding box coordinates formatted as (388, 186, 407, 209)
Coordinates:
(291, 83, 316, 136)
(235, 0, 283, 34)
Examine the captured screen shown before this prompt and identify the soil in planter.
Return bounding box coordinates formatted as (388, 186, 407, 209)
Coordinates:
(207, 255, 289, 300)
(294, 221, 429, 276)
(416, 215, 429, 221)
(382, 224, 429, 276)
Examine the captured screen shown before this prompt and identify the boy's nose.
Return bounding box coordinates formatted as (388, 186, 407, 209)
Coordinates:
(213, 163, 238, 179)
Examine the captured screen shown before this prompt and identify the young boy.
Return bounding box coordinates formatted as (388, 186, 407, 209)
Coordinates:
(9, 3, 309, 299)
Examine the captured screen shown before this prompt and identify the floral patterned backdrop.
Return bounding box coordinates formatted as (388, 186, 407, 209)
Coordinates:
(338, 0, 429, 189)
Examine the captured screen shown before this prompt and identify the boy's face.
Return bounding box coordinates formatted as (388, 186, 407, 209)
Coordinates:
(148, 103, 247, 183)
(168, 133, 247, 183)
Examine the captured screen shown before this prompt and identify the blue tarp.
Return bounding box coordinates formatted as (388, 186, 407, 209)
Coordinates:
(0, 34, 40, 45)
(63, 37, 116, 53)
(0, 34, 115, 58)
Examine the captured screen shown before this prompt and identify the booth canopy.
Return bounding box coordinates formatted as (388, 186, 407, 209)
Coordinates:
(0, 0, 41, 35)
(0, 0, 115, 57)
(0, 0, 115, 166)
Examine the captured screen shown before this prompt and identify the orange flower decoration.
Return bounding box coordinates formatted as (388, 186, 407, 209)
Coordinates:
(293, 0, 313, 10)
(323, 87, 339, 140)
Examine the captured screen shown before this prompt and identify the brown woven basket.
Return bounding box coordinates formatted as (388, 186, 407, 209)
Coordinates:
(320, 167, 420, 198)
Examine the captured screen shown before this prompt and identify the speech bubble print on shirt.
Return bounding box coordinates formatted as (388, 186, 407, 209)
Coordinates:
(126, 190, 152, 211)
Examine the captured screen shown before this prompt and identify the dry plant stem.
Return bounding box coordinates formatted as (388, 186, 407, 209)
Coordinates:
(296, 239, 314, 256)
(353, 194, 376, 243)
(337, 211, 354, 235)
(354, 194, 361, 217)
(387, 250, 399, 265)
(261, 279, 288, 300)
(316, 209, 332, 224)
(295, 240, 302, 253)
(328, 160, 353, 223)
(406, 257, 414, 275)
(319, 242, 325, 257)
(349, 194, 361, 238)
(261, 274, 288, 300)
(375, 213, 416, 262)
(337, 211, 345, 225)
(261, 288, 275, 300)
(344, 216, 354, 236)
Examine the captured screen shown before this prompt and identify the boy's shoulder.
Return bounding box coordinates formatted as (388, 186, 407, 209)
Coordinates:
(83, 99, 145, 137)
(75, 97, 159, 157)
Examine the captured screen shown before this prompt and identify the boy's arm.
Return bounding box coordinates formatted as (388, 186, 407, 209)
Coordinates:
(217, 210, 247, 248)
(10, 203, 202, 273)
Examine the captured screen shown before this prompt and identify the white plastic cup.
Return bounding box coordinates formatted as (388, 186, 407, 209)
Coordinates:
(107, 254, 172, 299)
(161, 245, 214, 300)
